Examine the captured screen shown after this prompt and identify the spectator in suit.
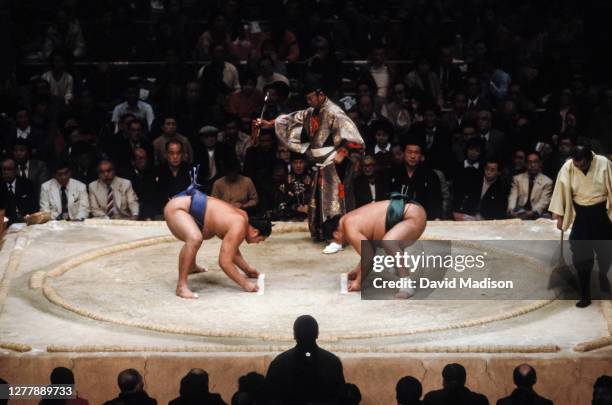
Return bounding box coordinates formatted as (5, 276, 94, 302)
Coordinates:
(465, 76, 492, 118)
(12, 139, 50, 200)
(103, 369, 156, 405)
(89, 160, 139, 220)
(423, 363, 489, 405)
(152, 116, 193, 165)
(368, 119, 394, 171)
(111, 85, 155, 132)
(396, 376, 423, 405)
(195, 126, 233, 192)
(125, 119, 154, 167)
(40, 367, 88, 405)
(168, 369, 226, 405)
(7, 108, 47, 157)
(120, 148, 157, 220)
(235, 372, 266, 405)
(436, 47, 462, 101)
(442, 93, 469, 135)
(544, 134, 573, 180)
(218, 115, 251, 168)
(508, 152, 553, 220)
(389, 139, 442, 220)
(266, 315, 345, 405)
(479, 160, 510, 220)
(496, 364, 552, 405)
(40, 160, 89, 221)
(1, 158, 38, 224)
(452, 124, 477, 166)
(211, 159, 258, 214)
(405, 57, 442, 106)
(502, 149, 527, 185)
(452, 138, 484, 220)
(410, 104, 452, 176)
(354, 155, 390, 208)
(476, 110, 506, 161)
(154, 140, 191, 213)
(381, 82, 412, 135)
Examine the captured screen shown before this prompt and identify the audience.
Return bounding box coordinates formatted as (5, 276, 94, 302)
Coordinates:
(354, 154, 390, 208)
(211, 159, 258, 214)
(111, 85, 155, 133)
(154, 139, 191, 213)
(169, 369, 226, 405)
(40, 366, 88, 405)
(88, 159, 139, 220)
(396, 376, 423, 405)
(1, 157, 38, 224)
(507, 152, 553, 220)
(103, 369, 156, 405)
(266, 315, 345, 405)
(496, 364, 553, 405)
(152, 116, 193, 166)
(12, 139, 50, 200)
(40, 160, 89, 221)
(423, 363, 489, 405)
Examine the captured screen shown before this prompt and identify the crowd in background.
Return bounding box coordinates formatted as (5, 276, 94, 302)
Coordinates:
(1, 0, 612, 225)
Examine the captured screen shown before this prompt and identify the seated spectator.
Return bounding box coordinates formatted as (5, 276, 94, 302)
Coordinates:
(404, 57, 442, 106)
(502, 149, 527, 185)
(195, 126, 232, 191)
(41, 52, 74, 104)
(40, 366, 88, 405)
(40, 160, 89, 221)
(390, 143, 404, 166)
(8, 107, 47, 157)
(256, 56, 289, 92)
(337, 383, 362, 405)
(452, 138, 484, 218)
(368, 44, 395, 99)
(103, 368, 156, 405)
(70, 88, 107, 137)
(266, 315, 345, 405)
(442, 93, 468, 135)
(226, 73, 264, 130)
(197, 43, 240, 94)
(476, 110, 506, 161)
(423, 363, 488, 405)
(168, 368, 226, 405)
(32, 8, 85, 61)
(465, 76, 492, 117)
(436, 47, 462, 101)
(452, 124, 477, 165)
(211, 159, 258, 214)
(120, 148, 158, 220)
(593, 375, 612, 405)
(89, 160, 139, 220)
(479, 160, 509, 220)
(354, 155, 390, 208)
(1, 157, 38, 224)
(496, 364, 552, 405)
(381, 82, 412, 134)
(218, 115, 251, 168)
(355, 95, 380, 147)
(235, 372, 266, 404)
(508, 152, 553, 220)
(390, 139, 442, 220)
(12, 139, 50, 200)
(396, 376, 423, 405)
(410, 104, 452, 176)
(111, 85, 155, 132)
(368, 119, 394, 171)
(152, 116, 194, 165)
(154, 140, 191, 212)
(277, 146, 291, 173)
(544, 134, 573, 180)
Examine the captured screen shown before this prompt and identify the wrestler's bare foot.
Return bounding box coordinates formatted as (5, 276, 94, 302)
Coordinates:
(348, 279, 361, 292)
(189, 263, 208, 274)
(176, 284, 199, 299)
(348, 268, 359, 280)
(242, 280, 259, 292)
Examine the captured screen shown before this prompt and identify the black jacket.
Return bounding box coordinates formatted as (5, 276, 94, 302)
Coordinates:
(168, 393, 226, 405)
(424, 387, 489, 405)
(496, 388, 553, 405)
(480, 179, 509, 220)
(103, 390, 157, 405)
(353, 175, 391, 208)
(1, 177, 38, 224)
(389, 164, 442, 220)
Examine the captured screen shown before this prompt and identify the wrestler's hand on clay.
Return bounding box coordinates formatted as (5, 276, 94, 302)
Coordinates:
(242, 266, 260, 278)
(241, 280, 259, 293)
(348, 276, 361, 292)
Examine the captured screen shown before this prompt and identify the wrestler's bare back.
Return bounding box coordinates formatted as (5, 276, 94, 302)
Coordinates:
(164, 195, 260, 299)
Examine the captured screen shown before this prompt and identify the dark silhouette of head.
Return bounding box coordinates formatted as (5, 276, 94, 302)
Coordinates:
(180, 368, 210, 399)
(293, 315, 319, 351)
(513, 364, 537, 389)
(50, 367, 75, 385)
(442, 363, 467, 393)
(337, 383, 362, 405)
(117, 369, 143, 394)
(593, 375, 612, 405)
(396, 376, 422, 404)
(237, 372, 265, 402)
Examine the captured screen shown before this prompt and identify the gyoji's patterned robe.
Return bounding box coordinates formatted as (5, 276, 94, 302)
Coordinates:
(274, 98, 364, 238)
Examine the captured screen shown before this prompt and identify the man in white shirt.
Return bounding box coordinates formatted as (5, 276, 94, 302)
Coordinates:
(197, 43, 241, 93)
(40, 161, 89, 220)
(508, 152, 553, 219)
(111, 85, 155, 131)
(89, 160, 139, 220)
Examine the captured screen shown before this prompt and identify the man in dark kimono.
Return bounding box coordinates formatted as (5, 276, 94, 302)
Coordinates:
(257, 87, 364, 251)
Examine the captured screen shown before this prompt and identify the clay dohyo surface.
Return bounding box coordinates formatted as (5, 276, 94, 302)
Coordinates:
(0, 220, 609, 351)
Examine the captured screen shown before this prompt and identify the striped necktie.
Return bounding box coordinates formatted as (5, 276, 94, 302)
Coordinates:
(106, 185, 114, 218)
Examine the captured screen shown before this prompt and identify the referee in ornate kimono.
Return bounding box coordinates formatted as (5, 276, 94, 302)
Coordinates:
(549, 143, 612, 307)
(256, 85, 364, 252)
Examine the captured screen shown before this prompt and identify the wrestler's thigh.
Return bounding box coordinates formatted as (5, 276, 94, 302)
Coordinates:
(382, 220, 422, 242)
(166, 210, 202, 244)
